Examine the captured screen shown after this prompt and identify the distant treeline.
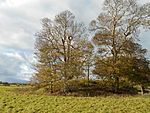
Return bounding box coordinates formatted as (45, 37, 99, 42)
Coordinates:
(0, 81, 27, 86)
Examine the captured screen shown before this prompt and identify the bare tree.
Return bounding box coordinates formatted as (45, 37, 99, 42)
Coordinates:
(35, 10, 88, 93)
(90, 0, 150, 92)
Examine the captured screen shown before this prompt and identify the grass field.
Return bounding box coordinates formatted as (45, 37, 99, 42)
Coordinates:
(0, 86, 150, 113)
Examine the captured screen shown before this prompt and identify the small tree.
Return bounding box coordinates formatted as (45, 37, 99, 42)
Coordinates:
(79, 39, 94, 84)
(119, 41, 150, 94)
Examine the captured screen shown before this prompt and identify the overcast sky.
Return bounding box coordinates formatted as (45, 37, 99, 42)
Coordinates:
(0, 0, 149, 82)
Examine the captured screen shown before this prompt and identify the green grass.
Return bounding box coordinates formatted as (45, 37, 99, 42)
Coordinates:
(0, 86, 150, 113)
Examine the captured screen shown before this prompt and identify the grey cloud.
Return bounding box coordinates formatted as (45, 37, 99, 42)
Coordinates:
(0, 50, 34, 82)
(67, 0, 104, 24)
(0, 0, 71, 51)
(0, 53, 22, 82)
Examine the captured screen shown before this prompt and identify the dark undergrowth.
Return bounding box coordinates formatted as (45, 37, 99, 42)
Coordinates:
(10, 80, 146, 97)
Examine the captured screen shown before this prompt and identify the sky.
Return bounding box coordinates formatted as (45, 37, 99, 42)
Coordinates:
(0, 0, 149, 83)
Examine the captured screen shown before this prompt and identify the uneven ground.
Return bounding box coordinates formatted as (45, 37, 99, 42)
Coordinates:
(0, 86, 150, 113)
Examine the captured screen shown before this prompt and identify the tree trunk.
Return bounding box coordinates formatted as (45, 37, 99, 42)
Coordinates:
(87, 64, 90, 86)
(50, 82, 53, 93)
(115, 76, 119, 93)
(140, 85, 144, 95)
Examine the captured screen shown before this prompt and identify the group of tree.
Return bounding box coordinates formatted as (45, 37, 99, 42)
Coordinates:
(0, 81, 10, 86)
(32, 0, 150, 96)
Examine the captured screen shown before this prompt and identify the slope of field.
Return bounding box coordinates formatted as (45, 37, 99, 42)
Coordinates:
(0, 86, 150, 113)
